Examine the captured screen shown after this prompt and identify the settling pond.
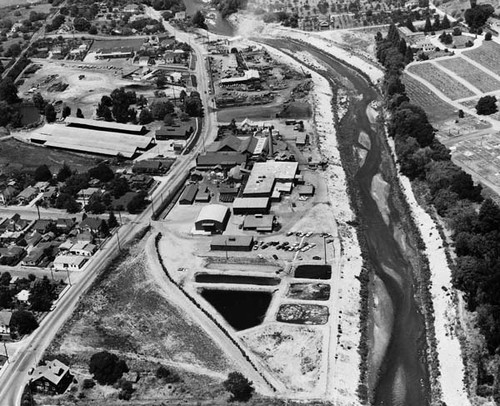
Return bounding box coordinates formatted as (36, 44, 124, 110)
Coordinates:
(294, 264, 332, 280)
(201, 290, 272, 331)
(195, 273, 280, 286)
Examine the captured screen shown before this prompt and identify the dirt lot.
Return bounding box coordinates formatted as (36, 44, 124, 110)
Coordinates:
(277, 304, 329, 325)
(18, 61, 140, 119)
(0, 138, 102, 174)
(287, 283, 330, 301)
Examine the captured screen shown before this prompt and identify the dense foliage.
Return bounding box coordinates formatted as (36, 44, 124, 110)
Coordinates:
(212, 0, 247, 18)
(223, 372, 254, 402)
(89, 351, 129, 385)
(378, 24, 500, 358)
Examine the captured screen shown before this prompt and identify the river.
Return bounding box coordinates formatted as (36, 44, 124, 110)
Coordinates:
(262, 39, 431, 405)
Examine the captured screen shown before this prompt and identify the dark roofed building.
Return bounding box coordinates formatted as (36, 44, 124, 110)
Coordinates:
(196, 152, 246, 170)
(31, 359, 73, 394)
(211, 235, 254, 251)
(243, 214, 274, 232)
(156, 124, 194, 140)
(233, 197, 270, 215)
(219, 185, 240, 203)
(132, 160, 164, 175)
(179, 184, 198, 205)
(78, 217, 101, 234)
(298, 184, 315, 196)
(65, 117, 146, 135)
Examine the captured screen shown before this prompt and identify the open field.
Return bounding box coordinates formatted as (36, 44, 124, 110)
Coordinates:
(463, 41, 500, 77)
(437, 57, 500, 94)
(402, 73, 457, 123)
(89, 38, 147, 52)
(0, 138, 102, 174)
(407, 63, 476, 100)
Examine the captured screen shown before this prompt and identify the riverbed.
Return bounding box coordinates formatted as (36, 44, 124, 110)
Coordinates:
(262, 38, 432, 406)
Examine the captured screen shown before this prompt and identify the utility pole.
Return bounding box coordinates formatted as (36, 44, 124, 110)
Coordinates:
(3, 341, 9, 364)
(324, 236, 327, 265)
(116, 229, 122, 252)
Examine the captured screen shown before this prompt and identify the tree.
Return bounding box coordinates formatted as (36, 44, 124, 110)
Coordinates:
(424, 16, 432, 33)
(34, 164, 52, 181)
(89, 25, 98, 35)
(464, 4, 494, 31)
(89, 351, 129, 385)
(155, 365, 180, 383)
(192, 10, 207, 29)
(151, 101, 171, 120)
(127, 191, 147, 214)
(76, 108, 84, 118)
(0, 78, 19, 104)
(57, 163, 72, 182)
(164, 113, 175, 126)
(88, 163, 114, 182)
(139, 108, 153, 125)
(74, 17, 91, 32)
(156, 75, 167, 89)
(30, 276, 54, 311)
(10, 310, 39, 335)
(108, 211, 118, 228)
(99, 219, 109, 237)
(62, 105, 71, 118)
(441, 14, 451, 29)
(32, 92, 45, 110)
(476, 95, 498, 115)
(223, 372, 255, 402)
(44, 104, 57, 122)
(64, 195, 81, 213)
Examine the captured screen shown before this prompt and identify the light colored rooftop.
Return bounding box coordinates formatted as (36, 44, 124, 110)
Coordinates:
(196, 204, 229, 224)
(65, 117, 146, 133)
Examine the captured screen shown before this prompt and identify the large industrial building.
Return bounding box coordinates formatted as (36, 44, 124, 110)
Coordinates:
(210, 235, 254, 251)
(195, 204, 230, 233)
(28, 124, 155, 158)
(243, 161, 299, 198)
(233, 197, 270, 215)
(65, 117, 147, 135)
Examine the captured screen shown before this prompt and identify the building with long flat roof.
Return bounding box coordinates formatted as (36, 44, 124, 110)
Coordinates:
(243, 214, 274, 232)
(243, 161, 299, 197)
(29, 125, 154, 158)
(211, 235, 254, 251)
(65, 117, 147, 135)
(233, 197, 270, 214)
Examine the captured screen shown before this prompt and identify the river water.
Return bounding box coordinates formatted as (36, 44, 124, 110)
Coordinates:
(262, 39, 431, 405)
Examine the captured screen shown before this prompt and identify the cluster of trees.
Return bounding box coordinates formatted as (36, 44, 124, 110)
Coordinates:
(476, 95, 497, 115)
(379, 21, 500, 387)
(423, 13, 451, 33)
(223, 372, 255, 402)
(0, 77, 22, 128)
(151, 0, 185, 13)
(191, 11, 208, 29)
(89, 351, 129, 385)
(96, 87, 138, 124)
(464, 1, 494, 32)
(212, 0, 247, 18)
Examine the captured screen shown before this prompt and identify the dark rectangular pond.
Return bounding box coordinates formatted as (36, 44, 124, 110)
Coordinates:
(294, 264, 332, 280)
(201, 289, 272, 331)
(195, 273, 280, 286)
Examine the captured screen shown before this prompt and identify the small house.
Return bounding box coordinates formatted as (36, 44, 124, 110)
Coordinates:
(31, 359, 73, 394)
(53, 255, 88, 271)
(0, 311, 12, 336)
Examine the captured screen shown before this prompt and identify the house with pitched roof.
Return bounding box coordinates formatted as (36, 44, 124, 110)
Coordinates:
(31, 359, 73, 394)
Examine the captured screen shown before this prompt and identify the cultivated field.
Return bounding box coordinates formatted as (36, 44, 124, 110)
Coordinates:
(407, 63, 476, 100)
(402, 73, 457, 123)
(463, 41, 500, 77)
(437, 57, 500, 93)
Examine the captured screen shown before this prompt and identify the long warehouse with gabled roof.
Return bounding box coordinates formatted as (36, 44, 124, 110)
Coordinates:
(28, 124, 155, 158)
(64, 117, 148, 135)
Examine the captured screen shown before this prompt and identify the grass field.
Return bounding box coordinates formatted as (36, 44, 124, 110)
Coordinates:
(463, 41, 500, 77)
(47, 239, 234, 374)
(402, 73, 457, 123)
(407, 63, 476, 100)
(0, 138, 102, 174)
(437, 57, 500, 93)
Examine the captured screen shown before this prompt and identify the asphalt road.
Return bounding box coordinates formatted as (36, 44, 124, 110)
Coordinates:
(0, 16, 217, 405)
